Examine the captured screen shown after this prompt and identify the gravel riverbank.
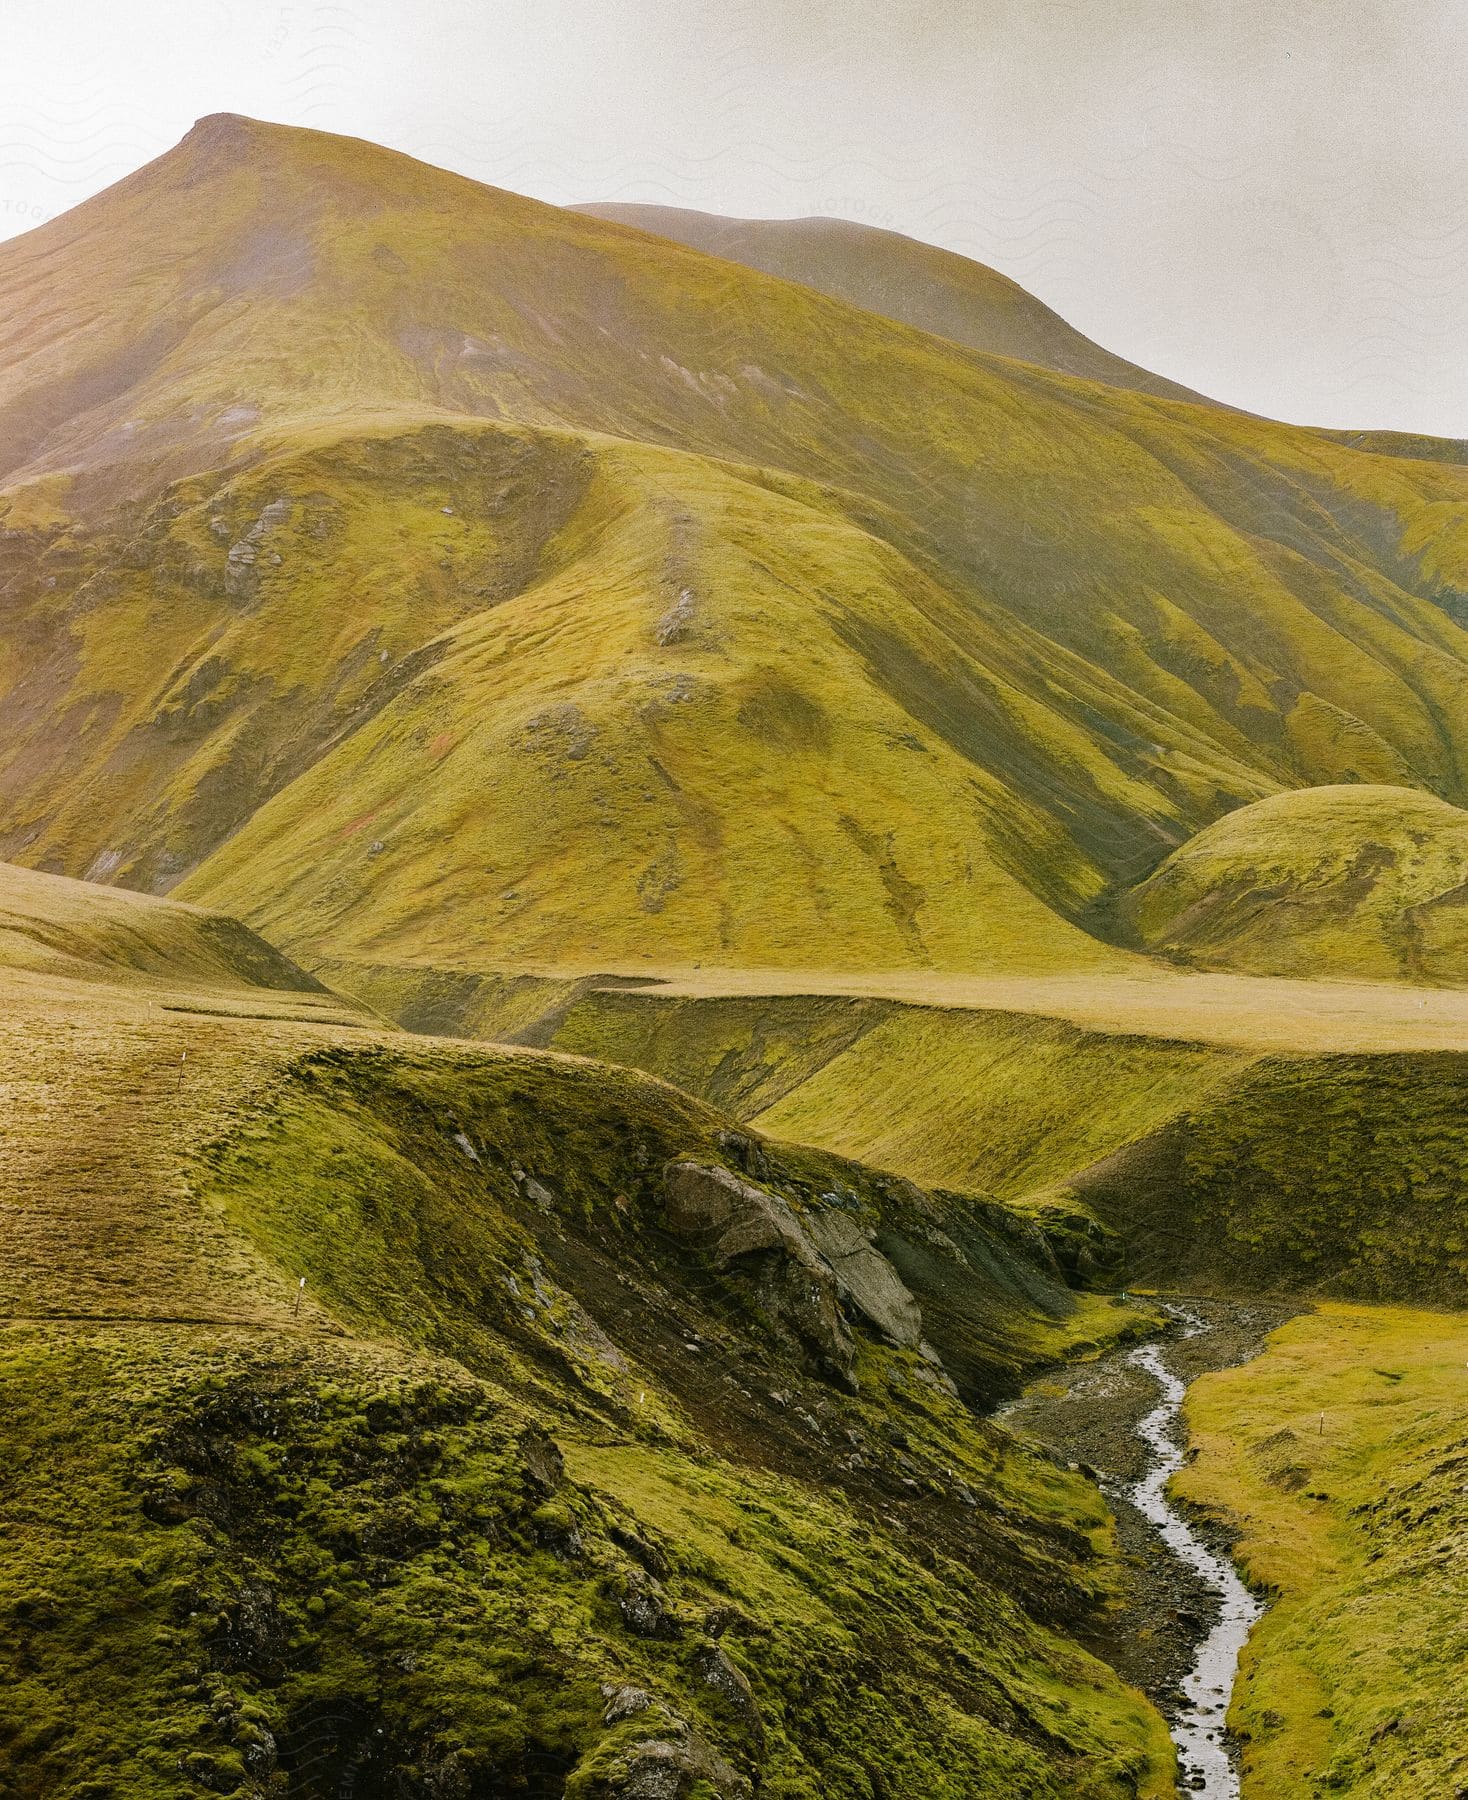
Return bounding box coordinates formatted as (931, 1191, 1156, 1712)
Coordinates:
(999, 1298, 1297, 1792)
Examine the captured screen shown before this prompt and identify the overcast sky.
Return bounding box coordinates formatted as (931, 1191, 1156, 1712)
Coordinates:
(3, 0, 1464, 436)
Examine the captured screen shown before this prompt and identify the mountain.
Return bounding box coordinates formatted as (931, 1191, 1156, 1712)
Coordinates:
(4, 112, 1468, 1800)
(573, 203, 1217, 404)
(2, 113, 1467, 986)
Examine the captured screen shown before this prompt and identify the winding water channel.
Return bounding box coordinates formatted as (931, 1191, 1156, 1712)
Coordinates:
(1127, 1316, 1262, 1795)
(1000, 1300, 1285, 1798)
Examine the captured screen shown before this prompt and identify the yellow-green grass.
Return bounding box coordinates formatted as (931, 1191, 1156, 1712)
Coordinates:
(1175, 1303, 1468, 1798)
(326, 956, 1468, 1058)
(572, 203, 1215, 403)
(2, 117, 1467, 976)
(538, 987, 1246, 1201)
(1126, 783, 1468, 984)
(168, 426, 1143, 976)
(0, 858, 325, 995)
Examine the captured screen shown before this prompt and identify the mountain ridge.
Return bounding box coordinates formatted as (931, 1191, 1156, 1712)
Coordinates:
(2, 114, 1467, 980)
(572, 201, 1221, 407)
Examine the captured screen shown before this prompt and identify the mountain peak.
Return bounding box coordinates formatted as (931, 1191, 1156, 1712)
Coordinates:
(185, 110, 263, 140)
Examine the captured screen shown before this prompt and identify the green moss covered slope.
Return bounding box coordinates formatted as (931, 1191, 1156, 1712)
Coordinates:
(0, 874, 1174, 1798)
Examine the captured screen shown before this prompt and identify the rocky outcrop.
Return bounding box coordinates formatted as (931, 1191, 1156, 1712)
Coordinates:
(661, 1161, 931, 1386)
(804, 1210, 924, 1349)
(222, 495, 291, 604)
(692, 1644, 766, 1752)
(663, 1160, 857, 1384)
(599, 1732, 748, 1799)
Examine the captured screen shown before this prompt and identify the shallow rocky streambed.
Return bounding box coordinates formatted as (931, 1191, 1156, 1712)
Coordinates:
(999, 1298, 1295, 1796)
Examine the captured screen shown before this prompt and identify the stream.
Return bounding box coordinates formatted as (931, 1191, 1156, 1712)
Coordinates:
(1127, 1314, 1263, 1794)
(999, 1299, 1290, 1798)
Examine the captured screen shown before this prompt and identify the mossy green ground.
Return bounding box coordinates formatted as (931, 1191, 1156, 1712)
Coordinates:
(1176, 1304, 1468, 1798)
(0, 879, 1174, 1798)
(0, 1323, 1171, 1799)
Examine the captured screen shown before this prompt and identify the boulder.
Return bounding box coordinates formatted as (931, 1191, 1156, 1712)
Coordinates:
(663, 1160, 815, 1267)
(601, 1683, 654, 1724)
(602, 1733, 747, 1799)
(804, 1211, 924, 1349)
(692, 1643, 766, 1751)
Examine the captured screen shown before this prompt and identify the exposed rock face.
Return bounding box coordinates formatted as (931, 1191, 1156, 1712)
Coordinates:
(663, 1160, 816, 1265)
(601, 1683, 654, 1724)
(663, 1160, 857, 1385)
(617, 1575, 683, 1641)
(223, 495, 291, 604)
(692, 1643, 766, 1751)
(805, 1210, 924, 1349)
(602, 1732, 747, 1799)
(661, 1161, 930, 1385)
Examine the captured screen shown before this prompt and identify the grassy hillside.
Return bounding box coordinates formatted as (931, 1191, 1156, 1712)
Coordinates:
(2, 117, 1467, 973)
(315, 965, 1468, 1302)
(5, 109, 1468, 1800)
(1125, 784, 1468, 983)
(1069, 1051, 1468, 1301)
(574, 204, 1215, 404)
(533, 989, 1244, 1204)
(1177, 1304, 1468, 1798)
(0, 858, 336, 998)
(0, 874, 1175, 1798)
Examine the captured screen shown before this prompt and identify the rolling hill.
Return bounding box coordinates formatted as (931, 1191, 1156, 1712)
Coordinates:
(1, 115, 1467, 979)
(1123, 784, 1468, 983)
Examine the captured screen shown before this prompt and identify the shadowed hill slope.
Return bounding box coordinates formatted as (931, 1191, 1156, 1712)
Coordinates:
(573, 203, 1216, 405)
(2, 116, 1468, 976)
(1123, 784, 1468, 983)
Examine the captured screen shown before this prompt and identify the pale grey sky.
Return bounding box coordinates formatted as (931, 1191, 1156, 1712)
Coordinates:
(3, 0, 1464, 436)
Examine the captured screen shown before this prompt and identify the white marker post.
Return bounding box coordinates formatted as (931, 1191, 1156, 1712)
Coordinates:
(293, 1275, 306, 1318)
